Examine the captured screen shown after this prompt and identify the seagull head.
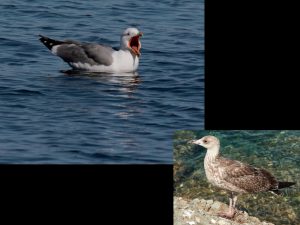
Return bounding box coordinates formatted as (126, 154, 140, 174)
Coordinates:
(191, 135, 220, 150)
(120, 27, 143, 57)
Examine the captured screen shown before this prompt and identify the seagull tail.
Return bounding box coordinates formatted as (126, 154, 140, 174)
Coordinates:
(270, 182, 295, 195)
(278, 181, 296, 189)
(39, 35, 64, 50)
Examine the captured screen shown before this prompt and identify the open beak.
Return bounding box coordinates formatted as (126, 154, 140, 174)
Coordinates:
(129, 32, 143, 57)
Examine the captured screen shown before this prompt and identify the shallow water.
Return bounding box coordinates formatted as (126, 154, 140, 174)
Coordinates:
(174, 130, 300, 225)
(0, 0, 204, 163)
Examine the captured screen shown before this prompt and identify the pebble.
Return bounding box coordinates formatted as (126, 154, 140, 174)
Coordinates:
(183, 210, 194, 218)
(187, 221, 195, 225)
(206, 199, 213, 205)
(210, 201, 222, 211)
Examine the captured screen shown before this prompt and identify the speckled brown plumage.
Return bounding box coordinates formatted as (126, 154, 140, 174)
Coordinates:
(209, 156, 278, 193)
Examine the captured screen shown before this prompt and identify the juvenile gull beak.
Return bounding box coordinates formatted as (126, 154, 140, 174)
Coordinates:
(189, 139, 202, 145)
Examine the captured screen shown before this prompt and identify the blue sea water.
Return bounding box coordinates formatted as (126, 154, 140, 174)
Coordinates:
(0, 0, 204, 163)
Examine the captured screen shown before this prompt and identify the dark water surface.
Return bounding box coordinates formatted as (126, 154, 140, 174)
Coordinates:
(0, 1, 204, 163)
(174, 130, 300, 224)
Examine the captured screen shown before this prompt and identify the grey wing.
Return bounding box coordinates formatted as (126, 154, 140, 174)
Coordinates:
(219, 157, 278, 192)
(55, 42, 114, 66)
(82, 44, 114, 66)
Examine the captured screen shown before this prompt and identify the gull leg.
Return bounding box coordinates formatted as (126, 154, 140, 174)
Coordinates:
(218, 192, 237, 219)
(232, 195, 238, 209)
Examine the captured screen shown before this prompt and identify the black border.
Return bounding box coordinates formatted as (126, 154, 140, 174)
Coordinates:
(205, 1, 299, 129)
(0, 165, 173, 224)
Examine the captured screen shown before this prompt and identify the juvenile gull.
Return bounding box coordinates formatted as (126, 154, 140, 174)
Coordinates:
(191, 135, 295, 219)
(39, 27, 143, 73)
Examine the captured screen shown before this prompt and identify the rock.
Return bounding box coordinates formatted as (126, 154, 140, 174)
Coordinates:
(195, 217, 201, 223)
(261, 222, 273, 225)
(248, 216, 261, 223)
(183, 209, 194, 218)
(174, 197, 275, 225)
(204, 199, 213, 211)
(210, 219, 217, 224)
(217, 220, 231, 225)
(209, 201, 228, 214)
(206, 199, 213, 205)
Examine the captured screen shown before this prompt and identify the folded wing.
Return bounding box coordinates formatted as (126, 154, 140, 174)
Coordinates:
(218, 157, 278, 193)
(56, 43, 114, 66)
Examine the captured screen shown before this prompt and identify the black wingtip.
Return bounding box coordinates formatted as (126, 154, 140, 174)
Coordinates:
(278, 181, 296, 189)
(38, 35, 63, 51)
(38, 35, 46, 43)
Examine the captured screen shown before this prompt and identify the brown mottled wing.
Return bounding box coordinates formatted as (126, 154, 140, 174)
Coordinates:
(218, 157, 278, 193)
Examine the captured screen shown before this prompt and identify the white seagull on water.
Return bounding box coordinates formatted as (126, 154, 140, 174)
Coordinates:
(39, 27, 143, 73)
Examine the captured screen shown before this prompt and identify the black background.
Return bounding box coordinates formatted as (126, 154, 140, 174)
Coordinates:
(0, 165, 172, 223)
(205, 1, 299, 129)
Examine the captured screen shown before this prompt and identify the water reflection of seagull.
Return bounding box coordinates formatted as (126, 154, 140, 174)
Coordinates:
(191, 135, 296, 219)
(61, 70, 141, 94)
(39, 28, 143, 73)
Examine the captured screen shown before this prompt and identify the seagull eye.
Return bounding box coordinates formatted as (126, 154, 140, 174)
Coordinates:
(203, 140, 208, 144)
(127, 33, 130, 36)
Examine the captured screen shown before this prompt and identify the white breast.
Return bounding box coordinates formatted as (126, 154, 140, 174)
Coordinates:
(204, 156, 221, 186)
(111, 50, 139, 73)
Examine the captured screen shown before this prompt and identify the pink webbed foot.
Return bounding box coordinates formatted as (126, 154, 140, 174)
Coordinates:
(218, 193, 238, 219)
(217, 208, 236, 219)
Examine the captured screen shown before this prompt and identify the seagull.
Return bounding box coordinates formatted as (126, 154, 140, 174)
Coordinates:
(191, 135, 295, 219)
(39, 27, 143, 73)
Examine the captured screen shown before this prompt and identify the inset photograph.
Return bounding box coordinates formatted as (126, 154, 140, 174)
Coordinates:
(174, 130, 299, 225)
(0, 1, 204, 163)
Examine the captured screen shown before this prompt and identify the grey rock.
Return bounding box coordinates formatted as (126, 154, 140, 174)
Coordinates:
(174, 197, 274, 225)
